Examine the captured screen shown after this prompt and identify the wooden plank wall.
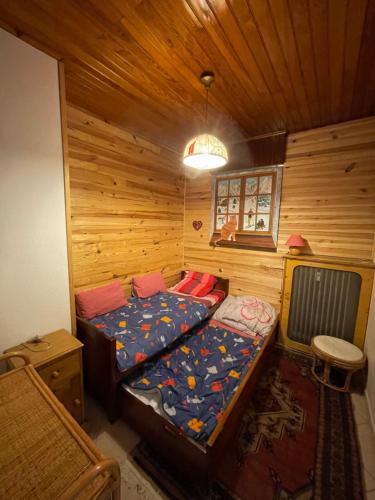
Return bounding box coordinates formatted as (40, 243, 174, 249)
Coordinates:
(184, 117, 375, 308)
(67, 105, 184, 295)
(279, 117, 375, 259)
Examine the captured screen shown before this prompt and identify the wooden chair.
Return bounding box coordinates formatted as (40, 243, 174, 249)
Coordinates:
(0, 352, 120, 499)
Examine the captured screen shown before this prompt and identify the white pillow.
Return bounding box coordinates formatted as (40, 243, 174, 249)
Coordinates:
(213, 295, 277, 337)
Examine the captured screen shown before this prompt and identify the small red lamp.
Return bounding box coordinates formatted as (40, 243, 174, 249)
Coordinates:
(286, 234, 305, 255)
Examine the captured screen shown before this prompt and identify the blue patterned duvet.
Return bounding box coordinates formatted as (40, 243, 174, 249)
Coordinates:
(89, 292, 209, 371)
(124, 320, 268, 444)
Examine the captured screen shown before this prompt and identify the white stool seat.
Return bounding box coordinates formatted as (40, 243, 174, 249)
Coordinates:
(312, 336, 364, 363)
(311, 335, 366, 392)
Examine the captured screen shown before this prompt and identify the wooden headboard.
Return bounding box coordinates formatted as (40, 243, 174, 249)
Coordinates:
(179, 271, 229, 297)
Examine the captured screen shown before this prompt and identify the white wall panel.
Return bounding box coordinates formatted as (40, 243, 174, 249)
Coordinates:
(0, 28, 71, 351)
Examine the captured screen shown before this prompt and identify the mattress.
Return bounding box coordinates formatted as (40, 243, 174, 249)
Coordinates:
(89, 292, 209, 371)
(123, 319, 273, 444)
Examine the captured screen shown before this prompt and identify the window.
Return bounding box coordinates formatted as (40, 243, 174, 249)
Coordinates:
(210, 166, 282, 251)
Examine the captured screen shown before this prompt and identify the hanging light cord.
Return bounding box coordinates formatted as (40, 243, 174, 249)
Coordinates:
(204, 83, 210, 154)
(205, 85, 208, 125)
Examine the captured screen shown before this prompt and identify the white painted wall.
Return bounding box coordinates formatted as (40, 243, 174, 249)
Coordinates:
(0, 28, 71, 352)
(365, 279, 375, 433)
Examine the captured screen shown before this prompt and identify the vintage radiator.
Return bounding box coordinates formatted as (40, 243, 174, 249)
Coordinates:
(279, 256, 374, 353)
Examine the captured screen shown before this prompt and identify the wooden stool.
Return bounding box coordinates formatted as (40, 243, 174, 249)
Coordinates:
(311, 336, 366, 392)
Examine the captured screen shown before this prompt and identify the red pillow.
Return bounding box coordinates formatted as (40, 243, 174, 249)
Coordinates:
(133, 272, 167, 298)
(173, 271, 217, 297)
(76, 280, 128, 320)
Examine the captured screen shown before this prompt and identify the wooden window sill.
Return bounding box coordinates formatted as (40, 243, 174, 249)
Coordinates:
(209, 233, 277, 252)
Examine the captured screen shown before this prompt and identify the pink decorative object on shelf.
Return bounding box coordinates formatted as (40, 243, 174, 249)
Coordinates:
(286, 234, 305, 256)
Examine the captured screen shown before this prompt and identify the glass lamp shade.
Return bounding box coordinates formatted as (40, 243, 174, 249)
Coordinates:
(183, 134, 228, 170)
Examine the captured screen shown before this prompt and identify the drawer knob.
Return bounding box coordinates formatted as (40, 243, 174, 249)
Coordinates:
(52, 370, 60, 379)
(74, 398, 81, 406)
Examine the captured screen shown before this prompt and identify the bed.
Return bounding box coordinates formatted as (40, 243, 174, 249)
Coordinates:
(77, 274, 229, 421)
(119, 301, 278, 482)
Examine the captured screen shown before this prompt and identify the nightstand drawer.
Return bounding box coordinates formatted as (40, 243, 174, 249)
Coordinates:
(38, 352, 80, 389)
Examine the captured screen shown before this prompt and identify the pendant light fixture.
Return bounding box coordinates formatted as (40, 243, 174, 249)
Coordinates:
(183, 71, 228, 170)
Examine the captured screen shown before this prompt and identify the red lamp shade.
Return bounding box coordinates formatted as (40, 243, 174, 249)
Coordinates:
(286, 234, 305, 247)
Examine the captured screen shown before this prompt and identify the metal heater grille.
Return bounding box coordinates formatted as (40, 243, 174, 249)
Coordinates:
(287, 265, 361, 345)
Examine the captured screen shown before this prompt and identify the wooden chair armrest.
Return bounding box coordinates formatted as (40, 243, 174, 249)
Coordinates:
(60, 458, 121, 499)
(0, 352, 31, 366)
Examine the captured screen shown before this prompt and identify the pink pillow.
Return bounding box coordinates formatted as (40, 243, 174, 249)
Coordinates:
(76, 280, 128, 320)
(133, 272, 167, 298)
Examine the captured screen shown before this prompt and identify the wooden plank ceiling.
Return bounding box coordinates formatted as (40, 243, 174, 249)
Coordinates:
(1, 0, 374, 152)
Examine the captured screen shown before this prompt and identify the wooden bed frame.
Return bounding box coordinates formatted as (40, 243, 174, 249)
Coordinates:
(119, 320, 278, 483)
(77, 274, 229, 422)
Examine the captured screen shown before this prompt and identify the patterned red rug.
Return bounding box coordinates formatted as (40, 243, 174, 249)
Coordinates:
(134, 347, 364, 499)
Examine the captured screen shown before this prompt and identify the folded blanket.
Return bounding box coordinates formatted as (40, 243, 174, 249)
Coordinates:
(213, 295, 277, 337)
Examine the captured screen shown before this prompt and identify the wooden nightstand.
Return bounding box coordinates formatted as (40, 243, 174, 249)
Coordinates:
(5, 329, 84, 423)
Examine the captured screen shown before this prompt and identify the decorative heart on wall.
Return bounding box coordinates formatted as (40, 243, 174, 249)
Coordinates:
(192, 220, 203, 231)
